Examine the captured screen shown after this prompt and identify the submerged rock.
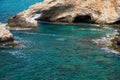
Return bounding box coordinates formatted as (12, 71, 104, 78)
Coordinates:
(110, 31, 120, 51)
(8, 0, 120, 28)
(93, 33, 117, 48)
(0, 26, 14, 43)
(93, 30, 120, 53)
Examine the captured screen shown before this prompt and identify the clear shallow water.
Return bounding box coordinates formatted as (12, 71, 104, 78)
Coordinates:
(0, 0, 120, 80)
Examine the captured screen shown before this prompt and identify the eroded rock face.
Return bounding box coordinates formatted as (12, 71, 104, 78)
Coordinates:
(8, 0, 120, 28)
(0, 26, 14, 43)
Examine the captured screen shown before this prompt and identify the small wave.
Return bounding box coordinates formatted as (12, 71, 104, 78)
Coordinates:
(79, 28, 101, 31)
(0, 22, 7, 27)
(9, 51, 27, 58)
(40, 33, 61, 37)
(56, 38, 65, 41)
(0, 41, 26, 49)
(10, 28, 34, 30)
(103, 26, 114, 30)
(93, 30, 120, 54)
(101, 47, 120, 54)
(89, 28, 101, 31)
(22, 32, 60, 36)
(23, 32, 37, 35)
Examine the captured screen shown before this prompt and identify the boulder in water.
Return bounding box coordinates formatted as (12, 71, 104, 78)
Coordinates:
(0, 26, 14, 43)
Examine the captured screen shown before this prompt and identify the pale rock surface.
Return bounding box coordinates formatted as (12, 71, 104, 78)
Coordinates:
(0, 26, 14, 43)
(8, 0, 120, 28)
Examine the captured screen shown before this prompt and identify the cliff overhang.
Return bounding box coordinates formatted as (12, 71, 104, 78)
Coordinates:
(8, 0, 120, 28)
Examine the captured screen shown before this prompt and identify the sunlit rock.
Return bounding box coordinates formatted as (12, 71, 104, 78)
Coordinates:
(8, 0, 120, 28)
(0, 26, 14, 43)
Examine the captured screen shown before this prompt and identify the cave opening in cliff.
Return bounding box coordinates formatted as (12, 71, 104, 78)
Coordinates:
(113, 20, 120, 24)
(73, 15, 94, 23)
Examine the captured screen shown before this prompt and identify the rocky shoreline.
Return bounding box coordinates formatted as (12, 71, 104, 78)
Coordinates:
(0, 24, 14, 44)
(8, 0, 120, 28)
(93, 30, 120, 53)
(1, 0, 120, 53)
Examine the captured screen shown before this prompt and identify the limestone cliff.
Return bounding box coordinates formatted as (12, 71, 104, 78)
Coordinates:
(8, 0, 120, 28)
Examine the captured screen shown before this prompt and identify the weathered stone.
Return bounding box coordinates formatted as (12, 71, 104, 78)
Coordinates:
(8, 0, 120, 28)
(0, 26, 14, 43)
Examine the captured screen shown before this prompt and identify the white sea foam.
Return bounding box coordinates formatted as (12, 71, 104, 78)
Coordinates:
(10, 28, 34, 30)
(103, 26, 113, 30)
(23, 32, 37, 35)
(9, 51, 27, 58)
(0, 22, 7, 27)
(93, 29, 120, 54)
(79, 28, 101, 31)
(101, 47, 120, 54)
(56, 38, 65, 41)
(26, 13, 41, 24)
(89, 28, 101, 31)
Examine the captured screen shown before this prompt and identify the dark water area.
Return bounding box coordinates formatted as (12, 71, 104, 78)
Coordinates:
(0, 0, 120, 80)
(0, 0, 43, 22)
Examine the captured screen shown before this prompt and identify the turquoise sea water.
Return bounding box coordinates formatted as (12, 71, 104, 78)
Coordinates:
(0, 0, 120, 80)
